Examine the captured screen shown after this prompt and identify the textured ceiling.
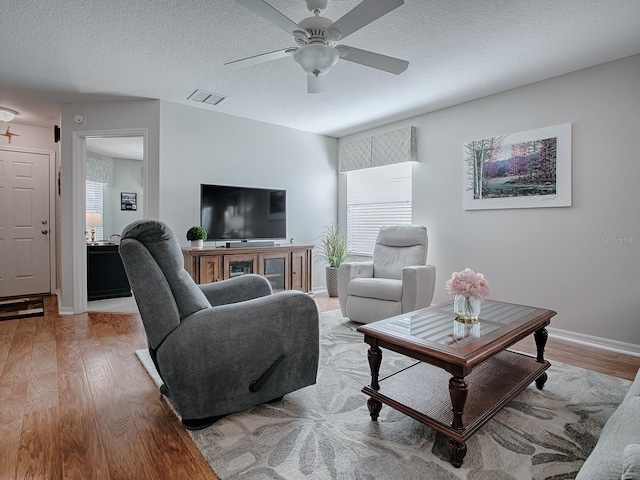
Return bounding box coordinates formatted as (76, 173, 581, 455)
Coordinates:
(1, 0, 639, 138)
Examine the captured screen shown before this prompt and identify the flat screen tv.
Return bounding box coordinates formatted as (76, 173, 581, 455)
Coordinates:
(200, 184, 287, 241)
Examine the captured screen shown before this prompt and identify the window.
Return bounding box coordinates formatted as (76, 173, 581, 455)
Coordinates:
(86, 180, 104, 241)
(346, 162, 412, 255)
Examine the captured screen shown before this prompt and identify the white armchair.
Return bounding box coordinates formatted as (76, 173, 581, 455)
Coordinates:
(337, 225, 436, 324)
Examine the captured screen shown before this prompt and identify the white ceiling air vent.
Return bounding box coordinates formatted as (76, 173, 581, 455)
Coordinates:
(188, 89, 226, 106)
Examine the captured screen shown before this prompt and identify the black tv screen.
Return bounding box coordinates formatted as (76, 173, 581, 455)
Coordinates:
(200, 184, 287, 241)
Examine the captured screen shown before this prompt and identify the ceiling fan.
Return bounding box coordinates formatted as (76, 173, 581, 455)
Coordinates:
(227, 0, 409, 93)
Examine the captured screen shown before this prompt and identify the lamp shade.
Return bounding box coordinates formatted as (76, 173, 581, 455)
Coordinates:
(86, 212, 103, 228)
(0, 108, 18, 122)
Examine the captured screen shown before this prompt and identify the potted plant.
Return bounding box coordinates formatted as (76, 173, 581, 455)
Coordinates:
(186, 226, 207, 249)
(315, 223, 348, 297)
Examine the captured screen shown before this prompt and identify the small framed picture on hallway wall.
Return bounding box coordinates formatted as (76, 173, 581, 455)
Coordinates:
(121, 192, 137, 211)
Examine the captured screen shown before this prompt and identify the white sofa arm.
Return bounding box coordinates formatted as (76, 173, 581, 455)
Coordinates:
(401, 265, 436, 313)
(338, 261, 374, 316)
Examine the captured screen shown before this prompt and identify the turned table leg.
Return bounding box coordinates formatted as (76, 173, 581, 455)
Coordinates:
(367, 345, 383, 420)
(448, 375, 468, 467)
(534, 327, 549, 390)
(448, 440, 467, 469)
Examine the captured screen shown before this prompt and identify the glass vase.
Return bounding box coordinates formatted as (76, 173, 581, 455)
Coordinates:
(453, 319, 480, 340)
(454, 294, 481, 323)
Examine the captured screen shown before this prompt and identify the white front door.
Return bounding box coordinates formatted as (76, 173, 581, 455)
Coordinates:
(0, 148, 51, 297)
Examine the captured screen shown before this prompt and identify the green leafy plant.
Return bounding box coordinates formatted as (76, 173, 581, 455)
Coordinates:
(186, 226, 207, 241)
(315, 223, 348, 269)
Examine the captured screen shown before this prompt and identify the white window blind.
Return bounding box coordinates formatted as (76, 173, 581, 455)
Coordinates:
(86, 180, 104, 241)
(346, 162, 412, 255)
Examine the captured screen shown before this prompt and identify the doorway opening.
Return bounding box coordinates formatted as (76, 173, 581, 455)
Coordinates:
(85, 136, 144, 243)
(72, 129, 147, 314)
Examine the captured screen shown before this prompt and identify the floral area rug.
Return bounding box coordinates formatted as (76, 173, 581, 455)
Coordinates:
(136, 309, 631, 480)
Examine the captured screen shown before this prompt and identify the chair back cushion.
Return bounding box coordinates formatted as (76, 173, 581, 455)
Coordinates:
(119, 220, 211, 349)
(373, 225, 428, 279)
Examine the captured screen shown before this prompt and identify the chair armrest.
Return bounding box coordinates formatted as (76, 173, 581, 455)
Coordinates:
(198, 274, 272, 306)
(401, 265, 436, 313)
(338, 261, 374, 316)
(156, 290, 319, 419)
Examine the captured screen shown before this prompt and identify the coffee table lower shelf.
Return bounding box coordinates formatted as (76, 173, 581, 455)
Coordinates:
(362, 350, 550, 444)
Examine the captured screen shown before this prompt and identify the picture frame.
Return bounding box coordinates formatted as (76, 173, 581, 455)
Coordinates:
(463, 123, 571, 210)
(121, 192, 137, 211)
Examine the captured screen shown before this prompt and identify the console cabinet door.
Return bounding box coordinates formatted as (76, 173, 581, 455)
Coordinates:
(223, 254, 258, 280)
(259, 252, 290, 292)
(199, 255, 222, 283)
(291, 250, 309, 292)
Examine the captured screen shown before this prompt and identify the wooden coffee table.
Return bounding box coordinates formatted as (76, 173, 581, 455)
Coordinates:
(357, 300, 556, 468)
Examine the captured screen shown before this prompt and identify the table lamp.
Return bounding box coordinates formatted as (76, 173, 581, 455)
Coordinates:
(86, 212, 103, 242)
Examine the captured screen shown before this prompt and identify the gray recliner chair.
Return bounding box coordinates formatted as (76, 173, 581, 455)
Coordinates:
(337, 225, 436, 324)
(119, 219, 319, 430)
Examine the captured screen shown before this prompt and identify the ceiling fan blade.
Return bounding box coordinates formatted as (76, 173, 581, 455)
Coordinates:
(339, 46, 408, 74)
(307, 74, 326, 94)
(225, 48, 295, 68)
(234, 0, 300, 35)
(329, 0, 404, 40)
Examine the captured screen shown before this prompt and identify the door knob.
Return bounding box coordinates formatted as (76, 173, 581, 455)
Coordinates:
(41, 219, 48, 224)
(41, 229, 48, 234)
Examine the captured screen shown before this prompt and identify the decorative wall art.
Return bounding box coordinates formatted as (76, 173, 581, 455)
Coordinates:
(121, 192, 137, 211)
(463, 123, 571, 210)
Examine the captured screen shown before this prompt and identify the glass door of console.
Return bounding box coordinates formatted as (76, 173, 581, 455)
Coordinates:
(259, 253, 290, 292)
(223, 254, 257, 279)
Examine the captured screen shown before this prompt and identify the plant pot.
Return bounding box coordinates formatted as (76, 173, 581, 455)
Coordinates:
(326, 266, 339, 297)
(191, 239, 203, 249)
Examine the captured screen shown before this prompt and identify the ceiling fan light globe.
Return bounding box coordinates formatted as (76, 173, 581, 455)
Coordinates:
(0, 108, 18, 122)
(293, 44, 339, 76)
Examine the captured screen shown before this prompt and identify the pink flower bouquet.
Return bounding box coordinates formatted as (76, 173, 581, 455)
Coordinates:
(445, 268, 491, 301)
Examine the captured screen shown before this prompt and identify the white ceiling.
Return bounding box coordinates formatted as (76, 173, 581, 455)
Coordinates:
(1, 0, 639, 138)
(86, 137, 144, 160)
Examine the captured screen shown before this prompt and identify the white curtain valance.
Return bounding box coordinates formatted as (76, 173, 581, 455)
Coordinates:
(340, 126, 417, 172)
(86, 152, 112, 184)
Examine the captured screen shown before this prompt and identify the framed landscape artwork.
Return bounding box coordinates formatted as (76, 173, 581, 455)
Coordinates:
(463, 123, 572, 210)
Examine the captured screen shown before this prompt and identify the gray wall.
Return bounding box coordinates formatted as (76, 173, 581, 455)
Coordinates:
(158, 101, 338, 289)
(339, 54, 640, 348)
(103, 157, 144, 238)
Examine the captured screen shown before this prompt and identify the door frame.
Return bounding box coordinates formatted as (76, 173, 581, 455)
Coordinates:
(71, 128, 148, 313)
(0, 145, 57, 296)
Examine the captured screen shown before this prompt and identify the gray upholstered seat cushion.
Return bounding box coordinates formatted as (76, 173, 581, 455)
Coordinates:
(576, 396, 640, 479)
(347, 277, 403, 302)
(625, 368, 640, 401)
(623, 444, 640, 480)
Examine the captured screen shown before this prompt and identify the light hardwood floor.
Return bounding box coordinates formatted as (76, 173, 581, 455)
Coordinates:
(0, 293, 638, 479)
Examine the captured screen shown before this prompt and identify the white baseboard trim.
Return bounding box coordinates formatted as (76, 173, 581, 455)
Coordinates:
(548, 326, 640, 358)
(56, 289, 74, 316)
